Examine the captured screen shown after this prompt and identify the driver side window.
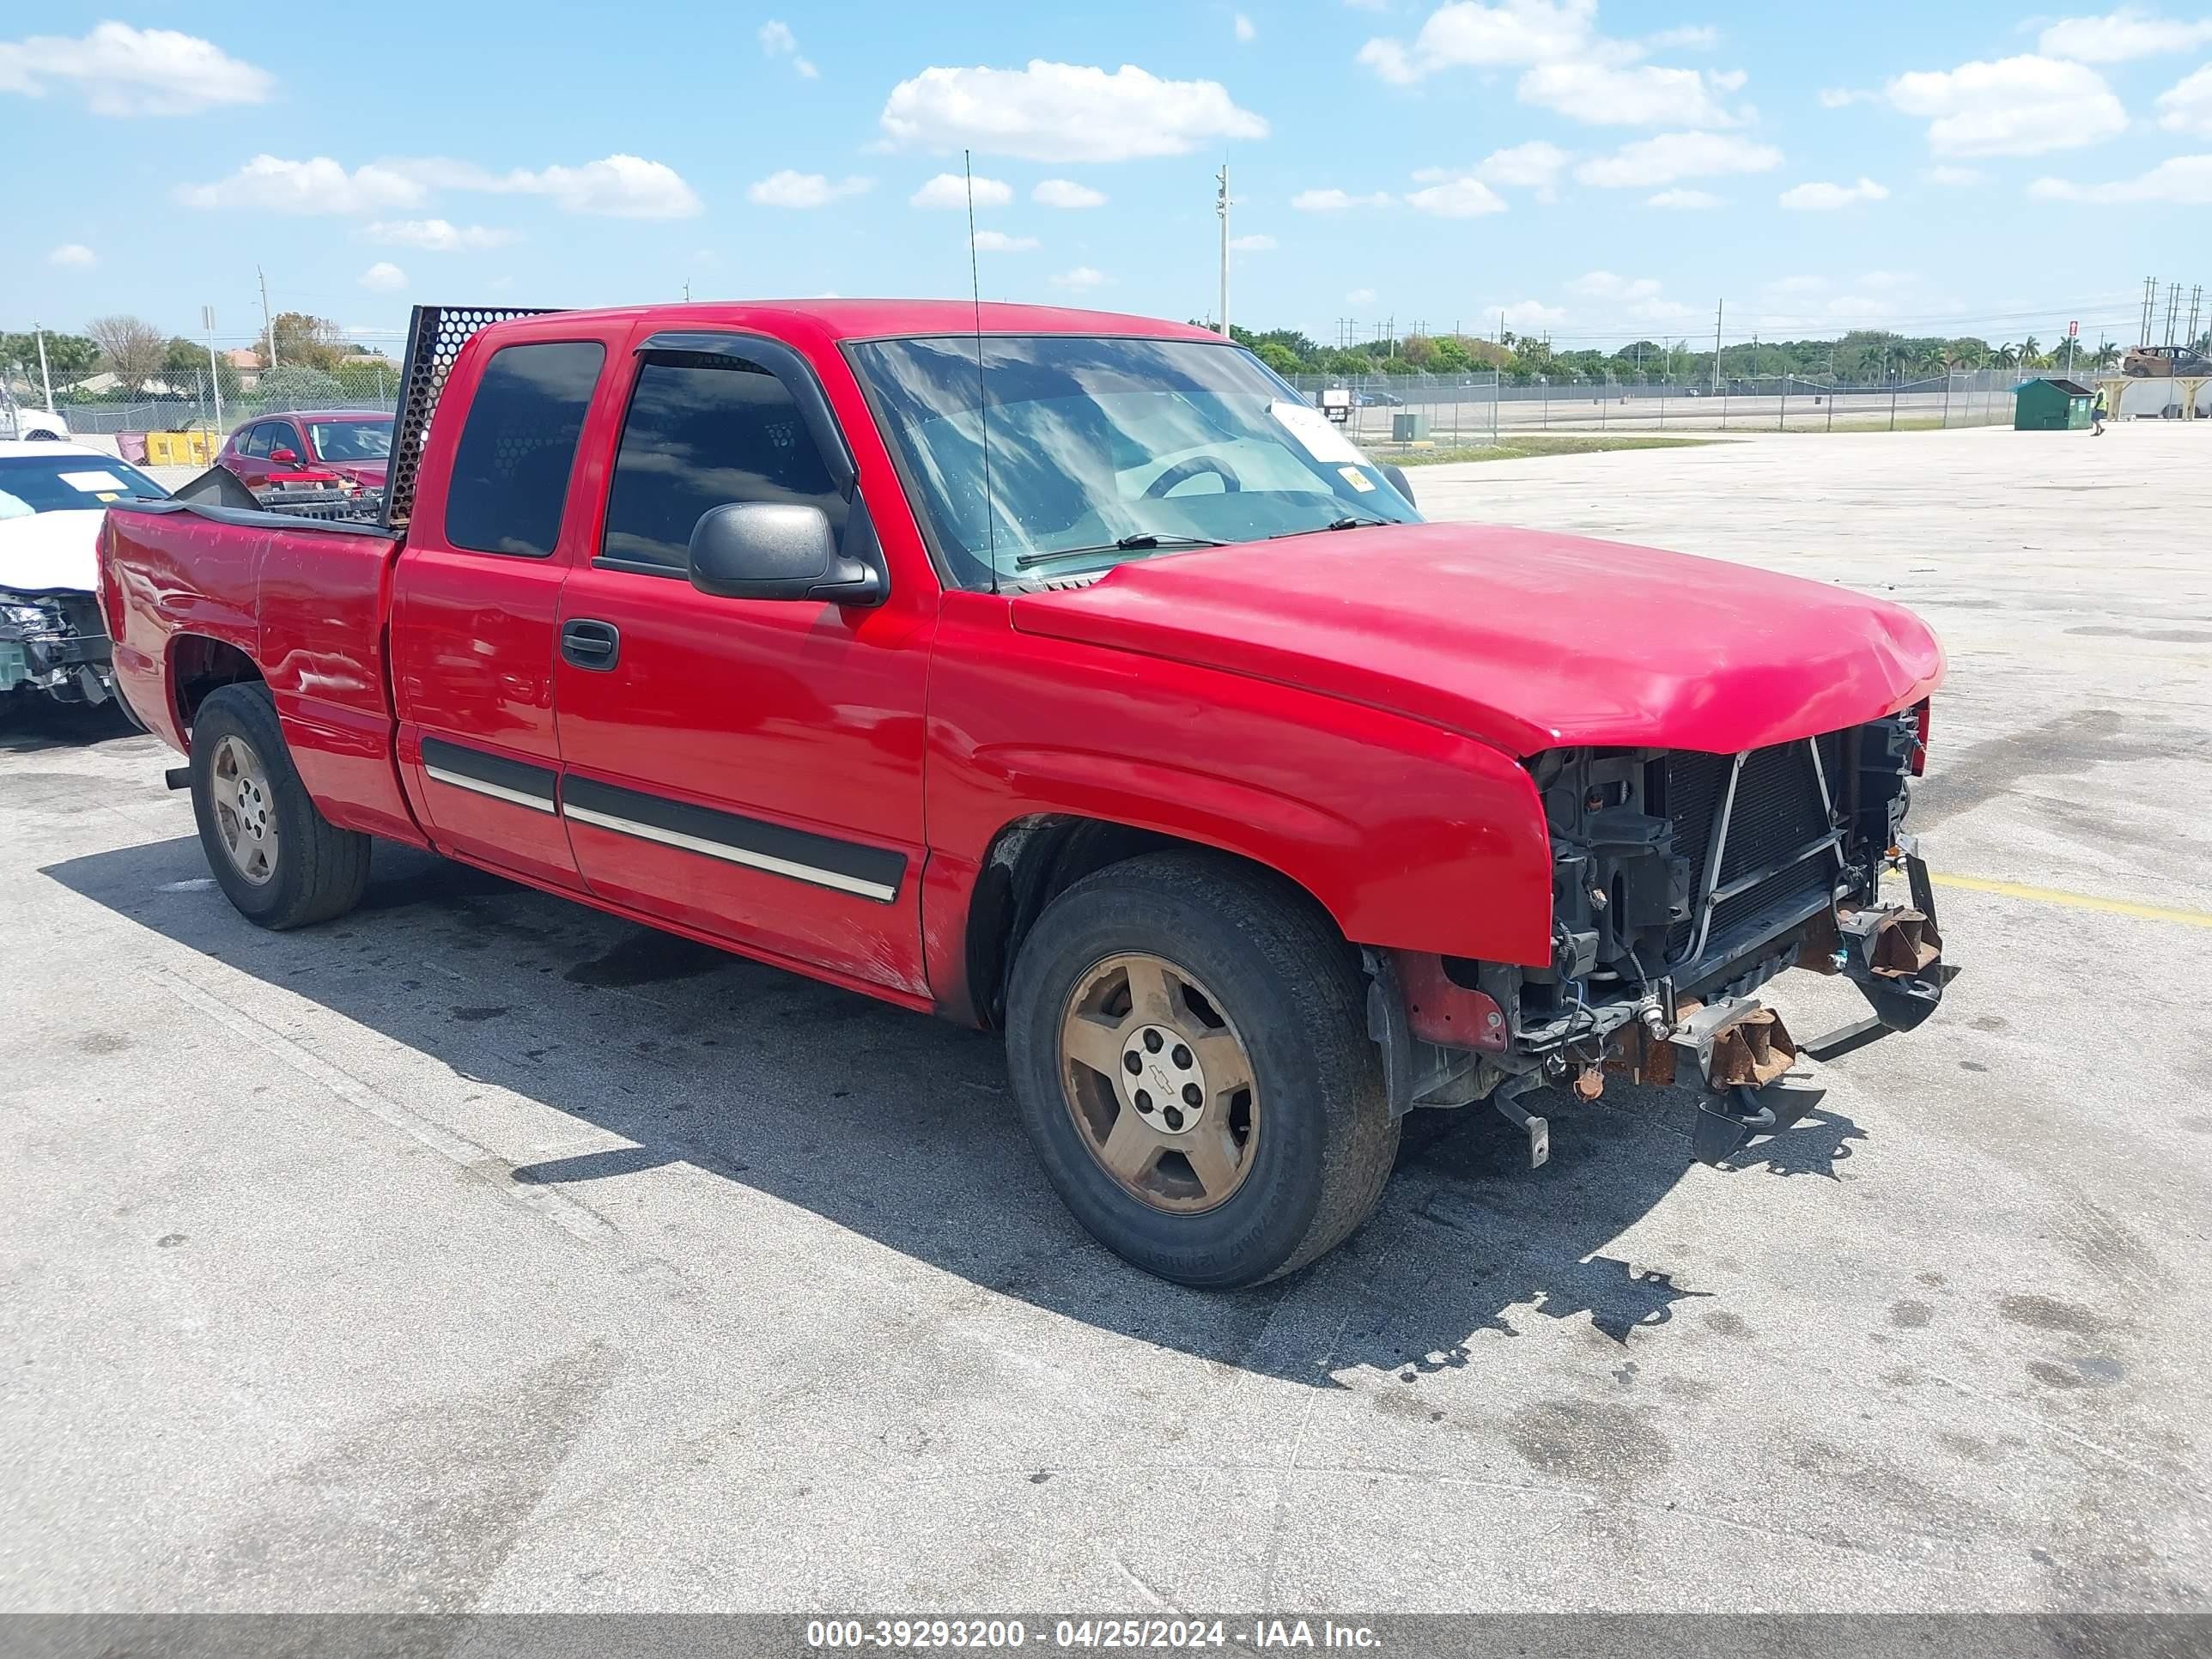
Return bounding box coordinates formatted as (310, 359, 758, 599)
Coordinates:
(599, 349, 846, 574)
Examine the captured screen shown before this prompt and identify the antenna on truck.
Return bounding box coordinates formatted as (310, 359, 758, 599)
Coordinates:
(964, 149, 1000, 596)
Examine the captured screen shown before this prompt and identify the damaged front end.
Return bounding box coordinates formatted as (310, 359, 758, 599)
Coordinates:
(0, 589, 117, 710)
(1366, 702, 1951, 1165)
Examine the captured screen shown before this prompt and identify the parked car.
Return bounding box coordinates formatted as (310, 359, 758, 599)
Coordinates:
(0, 399, 70, 441)
(1, 439, 164, 716)
(101, 299, 1950, 1287)
(216, 409, 392, 499)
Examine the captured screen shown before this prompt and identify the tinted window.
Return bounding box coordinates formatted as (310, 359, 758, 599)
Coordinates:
(237, 425, 269, 459)
(264, 423, 301, 458)
(600, 351, 844, 572)
(444, 340, 605, 559)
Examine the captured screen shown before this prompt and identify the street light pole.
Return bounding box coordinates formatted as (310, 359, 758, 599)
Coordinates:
(203, 305, 225, 434)
(33, 325, 54, 412)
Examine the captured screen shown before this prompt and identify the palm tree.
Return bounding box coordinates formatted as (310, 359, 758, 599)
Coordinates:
(1994, 342, 2020, 368)
(2020, 334, 2045, 368)
(2091, 339, 2120, 372)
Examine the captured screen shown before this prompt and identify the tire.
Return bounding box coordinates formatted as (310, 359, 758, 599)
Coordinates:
(1006, 850, 1400, 1288)
(189, 683, 369, 929)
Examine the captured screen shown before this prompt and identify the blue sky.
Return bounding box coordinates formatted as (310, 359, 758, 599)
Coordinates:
(9, 1, 2210, 356)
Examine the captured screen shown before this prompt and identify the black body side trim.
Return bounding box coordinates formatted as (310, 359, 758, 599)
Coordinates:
(561, 775, 906, 901)
(419, 737, 558, 803)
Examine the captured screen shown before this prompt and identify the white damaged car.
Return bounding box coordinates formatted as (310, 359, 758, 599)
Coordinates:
(0, 440, 167, 720)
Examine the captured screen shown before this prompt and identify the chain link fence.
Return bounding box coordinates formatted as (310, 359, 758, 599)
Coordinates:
(25, 362, 401, 437)
(1288, 368, 2029, 451)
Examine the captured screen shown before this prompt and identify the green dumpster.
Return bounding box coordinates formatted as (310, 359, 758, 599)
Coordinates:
(2014, 377, 2093, 431)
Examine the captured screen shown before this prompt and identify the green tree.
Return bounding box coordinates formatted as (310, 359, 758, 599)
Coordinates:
(255, 365, 345, 408)
(1254, 341, 1303, 377)
(269, 312, 349, 371)
(1429, 336, 1471, 373)
(0, 331, 100, 381)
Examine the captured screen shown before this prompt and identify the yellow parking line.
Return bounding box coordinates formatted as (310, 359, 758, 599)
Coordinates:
(1930, 872, 2212, 929)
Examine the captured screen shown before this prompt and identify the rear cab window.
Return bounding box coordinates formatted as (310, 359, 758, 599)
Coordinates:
(443, 340, 607, 558)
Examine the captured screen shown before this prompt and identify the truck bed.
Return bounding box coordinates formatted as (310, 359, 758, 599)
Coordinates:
(101, 500, 422, 844)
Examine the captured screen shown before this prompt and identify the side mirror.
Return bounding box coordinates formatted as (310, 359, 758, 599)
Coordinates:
(270, 447, 300, 466)
(688, 501, 885, 605)
(1379, 462, 1415, 506)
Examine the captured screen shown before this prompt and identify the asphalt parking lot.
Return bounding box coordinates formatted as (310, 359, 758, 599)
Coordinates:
(3, 423, 2208, 1616)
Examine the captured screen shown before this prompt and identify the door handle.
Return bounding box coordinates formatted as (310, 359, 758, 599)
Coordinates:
(561, 619, 620, 671)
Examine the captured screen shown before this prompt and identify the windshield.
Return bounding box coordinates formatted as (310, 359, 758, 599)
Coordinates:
(0, 456, 168, 513)
(849, 335, 1419, 588)
(307, 418, 392, 461)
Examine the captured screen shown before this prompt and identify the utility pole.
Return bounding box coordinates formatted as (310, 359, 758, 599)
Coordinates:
(258, 265, 278, 368)
(2141, 276, 2157, 345)
(33, 325, 54, 412)
(2189, 285, 2203, 350)
(202, 306, 225, 434)
(1215, 164, 1231, 339)
(2164, 282, 2180, 346)
(682, 278, 691, 302)
(1711, 298, 1724, 394)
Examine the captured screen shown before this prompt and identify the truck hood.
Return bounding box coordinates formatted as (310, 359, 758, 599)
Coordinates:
(1009, 521, 1943, 755)
(0, 509, 100, 597)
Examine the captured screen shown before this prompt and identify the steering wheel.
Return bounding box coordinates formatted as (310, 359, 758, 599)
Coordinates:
(1143, 455, 1242, 499)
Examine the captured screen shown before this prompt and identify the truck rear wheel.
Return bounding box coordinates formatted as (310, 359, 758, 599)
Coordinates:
(1005, 851, 1399, 1288)
(189, 684, 370, 930)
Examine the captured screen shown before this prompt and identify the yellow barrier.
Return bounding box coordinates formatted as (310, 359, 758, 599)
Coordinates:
(143, 430, 215, 467)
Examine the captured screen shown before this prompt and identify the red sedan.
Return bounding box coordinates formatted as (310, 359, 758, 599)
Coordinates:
(216, 410, 392, 498)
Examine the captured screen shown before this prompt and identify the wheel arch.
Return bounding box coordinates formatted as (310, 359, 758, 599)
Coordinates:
(956, 812, 1348, 1032)
(167, 634, 265, 735)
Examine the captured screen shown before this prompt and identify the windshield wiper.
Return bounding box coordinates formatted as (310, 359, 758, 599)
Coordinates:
(1267, 515, 1394, 539)
(1014, 532, 1231, 570)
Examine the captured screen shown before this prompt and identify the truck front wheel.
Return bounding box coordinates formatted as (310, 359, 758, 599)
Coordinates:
(1006, 851, 1399, 1288)
(189, 684, 370, 929)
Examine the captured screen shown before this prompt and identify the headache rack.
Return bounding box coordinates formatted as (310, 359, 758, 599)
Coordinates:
(1662, 729, 1851, 981)
(383, 303, 561, 532)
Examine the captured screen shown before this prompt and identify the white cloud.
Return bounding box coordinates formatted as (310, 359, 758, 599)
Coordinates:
(1570, 270, 1661, 299)
(1644, 186, 1722, 206)
(1473, 138, 1571, 186)
(176, 155, 426, 215)
(2030, 152, 2212, 200)
(1405, 173, 1510, 215)
(748, 170, 872, 208)
(363, 218, 514, 251)
(758, 21, 818, 79)
(911, 172, 1012, 208)
(2157, 64, 2212, 132)
(970, 229, 1039, 252)
(880, 61, 1267, 161)
(1518, 60, 1741, 126)
(1574, 131, 1782, 186)
(46, 242, 95, 267)
(1229, 233, 1277, 250)
(1923, 164, 1988, 185)
(1291, 187, 1395, 210)
(1346, 287, 1378, 305)
(0, 21, 272, 115)
(1034, 178, 1108, 208)
(1886, 56, 2126, 156)
(1358, 0, 1603, 82)
(1235, 11, 1258, 41)
(1498, 299, 1568, 329)
(358, 262, 408, 292)
(1778, 175, 1890, 209)
(495, 155, 702, 217)
(2037, 7, 2212, 62)
(1050, 266, 1109, 289)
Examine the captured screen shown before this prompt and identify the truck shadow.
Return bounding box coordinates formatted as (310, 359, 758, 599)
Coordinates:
(43, 836, 1867, 1389)
(0, 697, 143, 753)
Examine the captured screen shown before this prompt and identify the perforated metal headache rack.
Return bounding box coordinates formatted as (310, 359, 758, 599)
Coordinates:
(383, 304, 561, 531)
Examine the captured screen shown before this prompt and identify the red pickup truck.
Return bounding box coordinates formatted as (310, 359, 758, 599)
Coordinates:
(100, 300, 1949, 1287)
